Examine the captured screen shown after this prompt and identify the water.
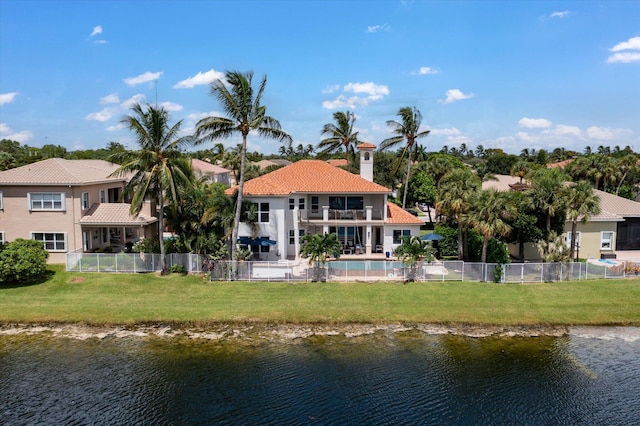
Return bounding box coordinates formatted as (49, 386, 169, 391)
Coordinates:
(1, 328, 639, 425)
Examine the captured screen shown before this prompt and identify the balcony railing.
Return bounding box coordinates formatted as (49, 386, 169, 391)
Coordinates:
(304, 209, 384, 221)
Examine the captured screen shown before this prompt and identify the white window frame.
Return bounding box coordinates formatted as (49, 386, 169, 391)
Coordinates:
(600, 231, 614, 250)
(0, 231, 5, 244)
(30, 232, 67, 252)
(0, 190, 3, 209)
(99, 189, 106, 203)
(28, 192, 66, 211)
(254, 202, 270, 223)
(81, 192, 90, 210)
(566, 231, 581, 249)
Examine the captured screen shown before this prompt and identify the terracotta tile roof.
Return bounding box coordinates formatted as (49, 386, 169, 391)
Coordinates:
(226, 159, 391, 196)
(326, 159, 348, 167)
(547, 159, 574, 169)
(254, 159, 291, 170)
(0, 158, 128, 186)
(78, 203, 158, 226)
(191, 158, 230, 174)
(386, 203, 424, 224)
(357, 142, 377, 149)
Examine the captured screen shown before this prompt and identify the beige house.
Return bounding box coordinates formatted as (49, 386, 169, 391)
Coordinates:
(0, 158, 158, 263)
(484, 174, 640, 260)
(191, 158, 231, 186)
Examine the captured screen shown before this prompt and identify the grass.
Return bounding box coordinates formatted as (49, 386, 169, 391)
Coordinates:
(1, 265, 639, 326)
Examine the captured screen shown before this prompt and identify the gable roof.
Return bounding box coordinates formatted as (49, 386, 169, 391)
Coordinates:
(191, 158, 230, 174)
(483, 175, 640, 222)
(386, 203, 424, 225)
(591, 189, 640, 221)
(0, 158, 127, 186)
(226, 159, 392, 196)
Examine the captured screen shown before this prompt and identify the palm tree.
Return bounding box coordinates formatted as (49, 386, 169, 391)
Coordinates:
(614, 154, 639, 196)
(299, 233, 343, 282)
(565, 181, 600, 261)
(510, 160, 532, 184)
(467, 189, 516, 263)
(109, 103, 193, 273)
(378, 106, 431, 208)
(526, 167, 568, 257)
(436, 168, 481, 260)
(318, 111, 359, 172)
(394, 235, 434, 282)
(195, 70, 292, 263)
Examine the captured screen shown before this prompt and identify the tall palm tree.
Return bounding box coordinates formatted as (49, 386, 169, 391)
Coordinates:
(526, 167, 568, 257)
(436, 168, 481, 260)
(195, 70, 292, 263)
(510, 160, 532, 184)
(378, 106, 430, 208)
(565, 181, 600, 261)
(318, 111, 359, 172)
(614, 154, 639, 196)
(394, 235, 434, 282)
(468, 189, 516, 262)
(109, 103, 193, 273)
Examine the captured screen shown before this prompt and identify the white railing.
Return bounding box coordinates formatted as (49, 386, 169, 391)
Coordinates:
(66, 250, 207, 273)
(66, 252, 640, 282)
(207, 259, 638, 282)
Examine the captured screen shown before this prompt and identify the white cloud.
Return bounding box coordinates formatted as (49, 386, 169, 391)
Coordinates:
(0, 123, 33, 142)
(120, 94, 147, 109)
(586, 126, 632, 141)
(518, 117, 552, 129)
(322, 82, 389, 109)
(549, 11, 569, 19)
(90, 25, 102, 36)
(430, 128, 461, 136)
(610, 36, 640, 52)
(440, 89, 474, 104)
(106, 122, 126, 132)
(607, 52, 640, 64)
(367, 24, 390, 33)
(344, 82, 389, 97)
(321, 84, 340, 94)
(412, 66, 439, 75)
(100, 93, 119, 104)
(542, 124, 582, 137)
(607, 36, 640, 63)
(173, 69, 224, 89)
(124, 71, 163, 86)
(0, 92, 19, 105)
(85, 108, 114, 122)
(159, 101, 183, 112)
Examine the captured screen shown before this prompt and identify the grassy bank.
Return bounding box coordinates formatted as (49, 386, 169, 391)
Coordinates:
(1, 265, 639, 326)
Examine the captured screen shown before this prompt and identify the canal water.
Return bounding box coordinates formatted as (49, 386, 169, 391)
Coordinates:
(1, 327, 639, 425)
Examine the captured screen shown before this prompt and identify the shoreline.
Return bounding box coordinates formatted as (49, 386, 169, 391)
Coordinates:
(2, 322, 639, 342)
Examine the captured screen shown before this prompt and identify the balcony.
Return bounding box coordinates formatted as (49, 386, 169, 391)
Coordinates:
(303, 208, 384, 222)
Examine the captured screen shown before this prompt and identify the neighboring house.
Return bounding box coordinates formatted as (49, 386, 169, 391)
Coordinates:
(326, 159, 348, 168)
(254, 158, 292, 170)
(483, 174, 640, 260)
(0, 158, 158, 263)
(227, 144, 423, 260)
(191, 158, 231, 186)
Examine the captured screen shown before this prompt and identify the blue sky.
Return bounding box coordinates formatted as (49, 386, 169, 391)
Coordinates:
(1, 0, 639, 156)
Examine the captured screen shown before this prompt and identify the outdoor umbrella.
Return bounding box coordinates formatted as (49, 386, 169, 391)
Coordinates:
(421, 233, 444, 241)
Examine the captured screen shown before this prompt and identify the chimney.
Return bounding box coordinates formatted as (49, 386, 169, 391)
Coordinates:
(357, 142, 376, 182)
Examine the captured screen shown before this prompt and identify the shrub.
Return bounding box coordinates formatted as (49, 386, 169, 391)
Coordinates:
(0, 239, 49, 284)
(170, 264, 187, 274)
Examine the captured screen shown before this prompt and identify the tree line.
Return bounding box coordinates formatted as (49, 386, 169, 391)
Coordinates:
(2, 70, 639, 271)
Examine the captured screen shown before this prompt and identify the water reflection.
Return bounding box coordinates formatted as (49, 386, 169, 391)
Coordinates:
(1, 331, 638, 425)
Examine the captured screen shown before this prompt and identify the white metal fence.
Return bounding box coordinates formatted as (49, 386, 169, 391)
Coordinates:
(207, 259, 638, 283)
(66, 250, 207, 273)
(65, 251, 639, 282)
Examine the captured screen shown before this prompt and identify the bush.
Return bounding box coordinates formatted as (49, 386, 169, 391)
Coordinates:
(170, 264, 187, 274)
(0, 239, 49, 284)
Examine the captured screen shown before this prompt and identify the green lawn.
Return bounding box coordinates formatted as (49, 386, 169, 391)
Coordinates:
(1, 265, 639, 326)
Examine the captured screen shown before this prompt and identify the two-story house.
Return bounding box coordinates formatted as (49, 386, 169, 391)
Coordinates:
(0, 158, 158, 263)
(226, 143, 424, 261)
